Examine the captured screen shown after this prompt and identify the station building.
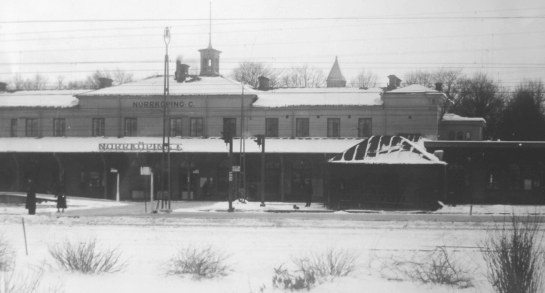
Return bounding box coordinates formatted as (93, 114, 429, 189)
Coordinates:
(0, 40, 474, 206)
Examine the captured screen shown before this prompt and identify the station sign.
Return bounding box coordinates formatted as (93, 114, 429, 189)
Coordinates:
(99, 142, 183, 152)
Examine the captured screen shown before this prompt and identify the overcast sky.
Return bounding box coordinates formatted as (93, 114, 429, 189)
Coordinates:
(1, 0, 544, 88)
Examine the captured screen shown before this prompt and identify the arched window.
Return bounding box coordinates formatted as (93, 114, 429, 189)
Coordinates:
(448, 131, 455, 140)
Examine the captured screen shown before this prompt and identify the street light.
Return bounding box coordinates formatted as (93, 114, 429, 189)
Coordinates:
(161, 27, 171, 211)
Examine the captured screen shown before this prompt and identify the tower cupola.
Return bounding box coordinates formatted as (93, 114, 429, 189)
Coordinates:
(199, 2, 221, 76)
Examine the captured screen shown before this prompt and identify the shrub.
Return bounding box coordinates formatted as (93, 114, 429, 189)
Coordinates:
(167, 245, 231, 279)
(0, 235, 14, 272)
(49, 238, 125, 274)
(272, 248, 358, 290)
(397, 246, 473, 288)
(2, 268, 44, 293)
(272, 264, 315, 291)
(481, 214, 545, 293)
(293, 248, 357, 280)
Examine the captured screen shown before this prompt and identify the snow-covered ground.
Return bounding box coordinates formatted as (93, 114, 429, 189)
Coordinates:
(1, 197, 544, 293)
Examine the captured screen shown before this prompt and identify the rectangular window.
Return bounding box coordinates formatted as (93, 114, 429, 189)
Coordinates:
(265, 118, 279, 137)
(124, 118, 137, 137)
(295, 118, 309, 137)
(223, 118, 236, 137)
(327, 118, 340, 137)
(53, 118, 66, 137)
(25, 118, 38, 137)
(92, 118, 105, 137)
(190, 117, 204, 137)
(10, 119, 17, 137)
(358, 118, 372, 138)
(169, 118, 183, 137)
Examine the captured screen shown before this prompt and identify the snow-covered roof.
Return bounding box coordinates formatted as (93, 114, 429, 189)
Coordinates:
(253, 88, 383, 108)
(0, 137, 361, 154)
(329, 135, 445, 165)
(78, 76, 256, 96)
(0, 90, 84, 108)
(442, 113, 486, 123)
(388, 84, 438, 93)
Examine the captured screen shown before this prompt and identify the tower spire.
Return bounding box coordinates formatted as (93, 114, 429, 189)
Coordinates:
(326, 56, 346, 87)
(199, 0, 221, 76)
(208, 1, 212, 48)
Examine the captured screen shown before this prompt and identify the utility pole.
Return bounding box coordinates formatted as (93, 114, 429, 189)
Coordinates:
(254, 135, 265, 207)
(240, 84, 247, 201)
(222, 131, 234, 212)
(161, 27, 171, 211)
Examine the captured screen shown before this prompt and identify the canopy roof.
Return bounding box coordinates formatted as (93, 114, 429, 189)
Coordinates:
(0, 137, 360, 154)
(329, 135, 445, 165)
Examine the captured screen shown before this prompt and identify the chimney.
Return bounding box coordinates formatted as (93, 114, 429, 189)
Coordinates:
(435, 82, 443, 91)
(98, 77, 113, 89)
(175, 62, 190, 82)
(175, 59, 182, 81)
(258, 76, 270, 91)
(0, 82, 7, 92)
(386, 75, 401, 91)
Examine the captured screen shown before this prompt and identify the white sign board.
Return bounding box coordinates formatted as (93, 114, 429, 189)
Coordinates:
(232, 166, 241, 172)
(140, 166, 152, 175)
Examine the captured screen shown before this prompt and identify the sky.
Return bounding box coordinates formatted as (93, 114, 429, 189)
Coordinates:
(1, 0, 545, 88)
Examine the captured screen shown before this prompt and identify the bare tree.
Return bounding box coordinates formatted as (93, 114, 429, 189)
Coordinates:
(13, 74, 26, 90)
(112, 69, 134, 85)
(279, 65, 325, 88)
(403, 70, 434, 88)
(452, 72, 506, 139)
(66, 80, 90, 90)
(12, 74, 48, 90)
(56, 75, 65, 90)
(350, 70, 378, 89)
(30, 74, 48, 90)
(86, 70, 112, 89)
(403, 69, 464, 118)
(231, 62, 279, 89)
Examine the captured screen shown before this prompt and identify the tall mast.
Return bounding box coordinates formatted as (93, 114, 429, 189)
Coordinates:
(208, 1, 212, 48)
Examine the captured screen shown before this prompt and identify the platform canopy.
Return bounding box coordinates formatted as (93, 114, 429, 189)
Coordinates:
(0, 137, 361, 154)
(329, 135, 445, 165)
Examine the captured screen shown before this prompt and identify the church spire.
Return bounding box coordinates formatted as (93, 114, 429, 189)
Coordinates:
(326, 56, 346, 87)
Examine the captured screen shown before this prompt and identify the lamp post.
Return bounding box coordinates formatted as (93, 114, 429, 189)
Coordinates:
(161, 27, 171, 210)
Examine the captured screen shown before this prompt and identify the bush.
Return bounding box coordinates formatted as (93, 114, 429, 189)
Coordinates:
(49, 238, 125, 274)
(481, 214, 545, 293)
(167, 245, 231, 279)
(272, 248, 358, 290)
(392, 246, 473, 288)
(375, 245, 474, 288)
(272, 264, 315, 291)
(2, 268, 44, 293)
(0, 235, 14, 272)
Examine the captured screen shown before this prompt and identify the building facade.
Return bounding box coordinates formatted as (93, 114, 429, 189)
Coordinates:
(0, 49, 448, 205)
